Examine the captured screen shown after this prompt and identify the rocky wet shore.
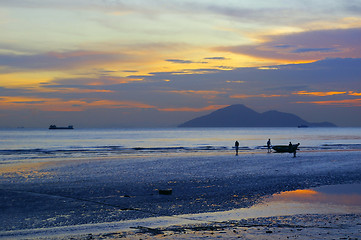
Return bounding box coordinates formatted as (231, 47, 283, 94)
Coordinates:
(62, 214, 361, 239)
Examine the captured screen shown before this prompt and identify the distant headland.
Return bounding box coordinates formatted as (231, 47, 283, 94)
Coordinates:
(178, 104, 336, 127)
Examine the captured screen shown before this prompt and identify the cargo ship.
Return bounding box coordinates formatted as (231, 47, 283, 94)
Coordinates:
(49, 125, 74, 130)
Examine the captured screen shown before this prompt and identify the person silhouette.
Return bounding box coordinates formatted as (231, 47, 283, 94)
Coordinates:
(289, 142, 297, 157)
(235, 141, 239, 156)
(267, 139, 271, 153)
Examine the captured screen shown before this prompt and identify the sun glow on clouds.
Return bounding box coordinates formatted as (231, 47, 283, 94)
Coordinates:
(293, 91, 361, 107)
(297, 99, 361, 107)
(160, 90, 227, 95)
(230, 94, 286, 99)
(0, 73, 54, 88)
(294, 91, 361, 97)
(294, 91, 347, 96)
(0, 97, 155, 111)
(349, 91, 361, 96)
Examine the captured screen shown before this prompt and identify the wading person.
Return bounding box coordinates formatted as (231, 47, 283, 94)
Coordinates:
(235, 141, 239, 156)
(289, 142, 297, 157)
(267, 139, 271, 153)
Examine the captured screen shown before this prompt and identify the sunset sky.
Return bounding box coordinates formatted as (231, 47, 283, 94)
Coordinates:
(0, 0, 360, 127)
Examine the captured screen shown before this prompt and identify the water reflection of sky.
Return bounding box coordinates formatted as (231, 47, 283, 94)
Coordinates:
(176, 183, 361, 223)
(271, 183, 361, 207)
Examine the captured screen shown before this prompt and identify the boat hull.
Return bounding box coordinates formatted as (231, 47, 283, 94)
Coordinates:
(272, 143, 300, 153)
(49, 125, 74, 130)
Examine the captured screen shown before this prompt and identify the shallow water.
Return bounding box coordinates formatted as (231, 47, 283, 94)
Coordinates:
(1, 127, 361, 163)
(184, 183, 361, 223)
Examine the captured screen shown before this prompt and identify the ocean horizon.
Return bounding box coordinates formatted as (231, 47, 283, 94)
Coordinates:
(1, 127, 361, 164)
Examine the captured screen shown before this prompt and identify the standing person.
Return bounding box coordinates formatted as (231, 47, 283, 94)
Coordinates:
(235, 141, 239, 156)
(267, 139, 271, 153)
(289, 142, 297, 157)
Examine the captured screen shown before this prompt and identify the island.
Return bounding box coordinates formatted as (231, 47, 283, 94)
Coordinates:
(178, 104, 336, 127)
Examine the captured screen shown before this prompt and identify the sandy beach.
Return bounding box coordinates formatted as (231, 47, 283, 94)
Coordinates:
(1, 150, 361, 239)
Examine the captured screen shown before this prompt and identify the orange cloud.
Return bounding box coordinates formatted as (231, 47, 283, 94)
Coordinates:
(230, 94, 286, 98)
(159, 105, 228, 112)
(296, 98, 361, 107)
(293, 91, 347, 96)
(348, 91, 361, 96)
(85, 100, 155, 109)
(160, 90, 227, 95)
(0, 96, 83, 111)
(0, 96, 155, 111)
(36, 88, 115, 94)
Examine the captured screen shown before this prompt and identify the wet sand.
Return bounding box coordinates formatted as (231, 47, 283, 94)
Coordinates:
(1, 150, 361, 239)
(67, 214, 361, 240)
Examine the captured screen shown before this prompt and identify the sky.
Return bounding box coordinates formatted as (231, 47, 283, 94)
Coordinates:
(0, 0, 360, 128)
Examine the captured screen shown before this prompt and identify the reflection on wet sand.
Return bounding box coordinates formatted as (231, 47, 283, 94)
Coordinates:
(272, 185, 361, 206)
(0, 161, 53, 179)
(176, 183, 361, 223)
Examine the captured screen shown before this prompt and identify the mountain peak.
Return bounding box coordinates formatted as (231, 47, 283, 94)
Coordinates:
(213, 104, 258, 115)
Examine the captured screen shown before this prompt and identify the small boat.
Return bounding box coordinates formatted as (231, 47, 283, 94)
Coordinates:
(272, 143, 300, 153)
(49, 125, 74, 130)
(298, 125, 309, 128)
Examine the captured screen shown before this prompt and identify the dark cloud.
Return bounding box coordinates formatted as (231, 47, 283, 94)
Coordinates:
(215, 28, 361, 61)
(203, 57, 228, 60)
(291, 48, 339, 53)
(146, 71, 188, 76)
(165, 59, 194, 64)
(165, 59, 208, 64)
(13, 101, 46, 104)
(273, 44, 294, 49)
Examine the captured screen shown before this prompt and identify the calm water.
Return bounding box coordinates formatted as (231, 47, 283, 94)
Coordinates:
(0, 127, 360, 163)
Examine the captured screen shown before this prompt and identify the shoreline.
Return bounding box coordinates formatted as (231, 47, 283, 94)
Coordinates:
(69, 213, 361, 240)
(3, 213, 361, 240)
(1, 148, 361, 178)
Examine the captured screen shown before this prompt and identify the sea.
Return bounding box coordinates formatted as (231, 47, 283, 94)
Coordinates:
(1, 127, 360, 164)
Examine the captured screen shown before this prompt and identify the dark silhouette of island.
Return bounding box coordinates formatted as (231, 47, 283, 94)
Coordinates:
(178, 104, 336, 127)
